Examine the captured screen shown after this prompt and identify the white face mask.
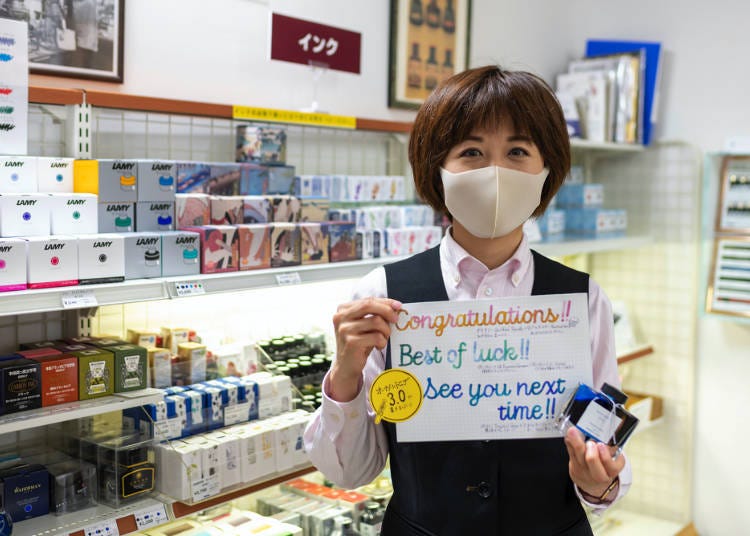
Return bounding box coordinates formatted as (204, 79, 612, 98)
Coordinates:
(440, 165, 549, 239)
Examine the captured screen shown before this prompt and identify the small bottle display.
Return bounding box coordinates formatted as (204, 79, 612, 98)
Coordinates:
(359, 501, 384, 535)
(409, 0, 423, 26)
(332, 516, 361, 536)
(558, 383, 639, 450)
(441, 49, 454, 84)
(424, 46, 439, 90)
(408, 42, 423, 89)
(425, 0, 441, 28)
(443, 0, 456, 33)
(96, 434, 156, 507)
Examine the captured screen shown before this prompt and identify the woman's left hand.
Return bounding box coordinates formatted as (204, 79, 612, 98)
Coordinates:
(564, 426, 625, 501)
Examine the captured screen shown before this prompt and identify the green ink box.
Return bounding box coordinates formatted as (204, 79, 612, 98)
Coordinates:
(67, 348, 114, 400)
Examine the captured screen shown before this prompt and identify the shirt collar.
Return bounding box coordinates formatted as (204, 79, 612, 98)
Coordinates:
(441, 228, 532, 288)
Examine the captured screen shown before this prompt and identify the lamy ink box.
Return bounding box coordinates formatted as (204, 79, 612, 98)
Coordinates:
(25, 236, 78, 289)
(0, 193, 51, 237)
(123, 232, 162, 279)
(37, 157, 74, 193)
(77, 234, 125, 284)
(98, 202, 135, 233)
(48, 193, 98, 235)
(160, 231, 201, 277)
(136, 201, 175, 231)
(95, 160, 138, 202)
(0, 238, 27, 292)
(137, 160, 176, 201)
(0, 156, 38, 193)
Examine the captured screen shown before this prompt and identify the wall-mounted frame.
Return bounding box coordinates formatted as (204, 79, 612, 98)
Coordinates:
(706, 236, 750, 318)
(1, 0, 124, 82)
(716, 155, 750, 233)
(388, 0, 471, 110)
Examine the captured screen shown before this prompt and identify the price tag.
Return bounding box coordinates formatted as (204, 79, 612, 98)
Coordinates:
(174, 281, 206, 297)
(191, 475, 221, 502)
(154, 419, 182, 441)
(61, 289, 98, 309)
(134, 503, 169, 530)
(83, 519, 119, 536)
(275, 272, 301, 286)
(224, 401, 251, 426)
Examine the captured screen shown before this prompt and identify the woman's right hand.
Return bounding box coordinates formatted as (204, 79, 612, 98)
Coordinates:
(328, 297, 402, 402)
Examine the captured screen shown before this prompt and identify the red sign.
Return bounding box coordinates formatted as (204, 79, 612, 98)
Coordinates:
(271, 13, 361, 75)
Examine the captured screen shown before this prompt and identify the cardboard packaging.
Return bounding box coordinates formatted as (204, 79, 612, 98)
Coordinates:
(94, 160, 138, 202)
(155, 441, 203, 501)
(300, 197, 330, 222)
(137, 160, 176, 201)
(68, 347, 114, 400)
(48, 193, 98, 235)
(103, 344, 148, 393)
(270, 195, 301, 223)
(177, 342, 207, 384)
(175, 162, 211, 194)
(25, 235, 78, 289)
(36, 157, 74, 193)
(0, 357, 42, 413)
(242, 195, 271, 224)
(126, 329, 158, 348)
(270, 223, 301, 268)
(300, 223, 329, 265)
(0, 238, 27, 292)
(161, 327, 191, 354)
(175, 193, 210, 228)
(136, 201, 175, 231)
(72, 159, 98, 194)
(47, 459, 96, 514)
(160, 231, 201, 277)
(0, 464, 49, 521)
(0, 155, 38, 193)
(123, 232, 162, 279)
(327, 222, 358, 262)
(27, 353, 78, 406)
(237, 224, 271, 271)
(176, 389, 206, 436)
(209, 195, 243, 225)
(294, 175, 332, 199)
(77, 233, 125, 284)
(0, 193, 51, 237)
(236, 125, 287, 165)
(98, 202, 135, 233)
(239, 164, 295, 195)
(183, 225, 239, 274)
(556, 183, 605, 208)
(147, 347, 172, 389)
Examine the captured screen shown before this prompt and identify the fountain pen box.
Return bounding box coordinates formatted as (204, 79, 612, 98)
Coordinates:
(0, 357, 42, 414)
(67, 348, 114, 400)
(0, 464, 50, 521)
(137, 160, 176, 201)
(27, 354, 78, 406)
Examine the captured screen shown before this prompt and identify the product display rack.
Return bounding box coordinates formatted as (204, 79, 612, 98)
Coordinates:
(0, 86, 677, 535)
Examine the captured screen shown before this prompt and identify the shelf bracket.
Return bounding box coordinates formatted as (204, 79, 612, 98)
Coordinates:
(67, 97, 93, 158)
(64, 307, 99, 337)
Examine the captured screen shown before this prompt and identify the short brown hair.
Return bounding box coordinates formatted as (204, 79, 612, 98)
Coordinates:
(408, 65, 570, 219)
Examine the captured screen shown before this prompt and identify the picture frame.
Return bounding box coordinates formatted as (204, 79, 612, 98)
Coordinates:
(706, 236, 750, 318)
(1, 0, 124, 82)
(716, 155, 750, 233)
(388, 0, 471, 109)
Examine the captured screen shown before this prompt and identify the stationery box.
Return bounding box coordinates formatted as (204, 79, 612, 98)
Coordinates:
(155, 441, 203, 501)
(148, 348, 172, 389)
(47, 459, 96, 514)
(175, 162, 211, 194)
(268, 195, 301, 223)
(179, 436, 220, 497)
(242, 195, 272, 223)
(94, 160, 138, 202)
(295, 175, 332, 199)
(203, 431, 241, 489)
(0, 238, 27, 292)
(356, 230, 374, 260)
(0, 464, 50, 521)
(72, 159, 98, 194)
(235, 422, 276, 482)
(177, 342, 207, 384)
(48, 193, 98, 235)
(183, 225, 239, 274)
(176, 390, 206, 436)
(27, 354, 78, 406)
(236, 125, 287, 165)
(25, 236, 78, 289)
(209, 195, 243, 225)
(16, 347, 62, 359)
(556, 183, 604, 208)
(326, 222, 358, 262)
(164, 394, 189, 439)
(123, 232, 162, 279)
(137, 160, 176, 201)
(237, 224, 271, 271)
(239, 164, 295, 195)
(126, 330, 158, 349)
(96, 435, 156, 507)
(161, 327, 191, 355)
(0, 156, 37, 193)
(207, 163, 242, 196)
(270, 223, 301, 267)
(175, 193, 210, 228)
(98, 202, 135, 233)
(103, 344, 148, 393)
(160, 231, 201, 277)
(0, 358, 42, 414)
(536, 209, 566, 237)
(565, 208, 627, 236)
(77, 234, 125, 284)
(300, 223, 329, 265)
(136, 201, 175, 231)
(300, 197, 330, 222)
(37, 157, 74, 193)
(0, 193, 51, 237)
(68, 348, 114, 400)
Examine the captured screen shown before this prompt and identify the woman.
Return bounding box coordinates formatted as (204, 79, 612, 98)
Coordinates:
(304, 65, 631, 535)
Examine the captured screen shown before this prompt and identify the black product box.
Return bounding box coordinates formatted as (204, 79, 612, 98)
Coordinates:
(96, 435, 155, 507)
(48, 459, 97, 514)
(0, 464, 50, 521)
(0, 357, 42, 415)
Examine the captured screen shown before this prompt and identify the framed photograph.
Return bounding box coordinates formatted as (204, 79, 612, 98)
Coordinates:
(388, 0, 471, 109)
(706, 237, 750, 318)
(1, 0, 124, 82)
(716, 155, 750, 233)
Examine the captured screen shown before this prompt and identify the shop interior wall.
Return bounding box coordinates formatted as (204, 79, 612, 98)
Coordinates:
(25, 0, 750, 533)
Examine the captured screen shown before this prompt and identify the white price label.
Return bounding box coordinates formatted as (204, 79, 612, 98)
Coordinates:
(276, 272, 302, 286)
(83, 520, 119, 536)
(134, 504, 169, 530)
(174, 281, 206, 297)
(191, 475, 221, 502)
(224, 401, 251, 426)
(154, 419, 182, 441)
(61, 289, 98, 309)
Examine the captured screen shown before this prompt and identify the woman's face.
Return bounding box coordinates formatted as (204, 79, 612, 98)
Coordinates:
(442, 122, 544, 175)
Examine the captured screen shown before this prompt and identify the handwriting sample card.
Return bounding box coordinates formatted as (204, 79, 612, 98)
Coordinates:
(388, 293, 593, 442)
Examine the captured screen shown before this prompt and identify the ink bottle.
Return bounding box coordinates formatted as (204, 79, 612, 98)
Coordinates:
(359, 501, 384, 535)
(558, 382, 639, 449)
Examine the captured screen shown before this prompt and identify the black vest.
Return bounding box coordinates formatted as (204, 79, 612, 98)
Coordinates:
(382, 246, 593, 536)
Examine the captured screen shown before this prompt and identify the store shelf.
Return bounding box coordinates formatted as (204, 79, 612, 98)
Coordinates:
(533, 234, 653, 257)
(617, 344, 655, 366)
(0, 388, 164, 435)
(570, 139, 645, 153)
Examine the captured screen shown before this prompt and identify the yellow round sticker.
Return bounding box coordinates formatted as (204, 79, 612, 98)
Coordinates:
(370, 368, 423, 424)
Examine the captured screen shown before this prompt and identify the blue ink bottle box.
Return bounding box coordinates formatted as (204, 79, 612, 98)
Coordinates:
(137, 160, 176, 202)
(0, 464, 49, 521)
(136, 201, 175, 232)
